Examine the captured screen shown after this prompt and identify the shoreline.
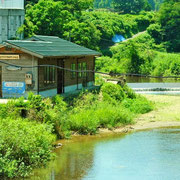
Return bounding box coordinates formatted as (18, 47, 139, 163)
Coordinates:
(100, 94, 180, 134)
(57, 94, 180, 144)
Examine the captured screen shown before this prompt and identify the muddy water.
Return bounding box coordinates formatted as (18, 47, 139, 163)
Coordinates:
(28, 128, 180, 180)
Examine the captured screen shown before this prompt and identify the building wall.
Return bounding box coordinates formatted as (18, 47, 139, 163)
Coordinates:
(38, 56, 95, 94)
(64, 56, 95, 93)
(38, 58, 58, 91)
(0, 47, 38, 98)
(0, 9, 25, 43)
(0, 48, 96, 98)
(0, 0, 24, 9)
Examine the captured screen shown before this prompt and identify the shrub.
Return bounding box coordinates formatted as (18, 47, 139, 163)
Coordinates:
(68, 101, 134, 134)
(122, 95, 154, 114)
(68, 109, 99, 135)
(123, 84, 136, 99)
(101, 83, 126, 103)
(72, 92, 99, 112)
(0, 118, 55, 178)
(95, 103, 134, 128)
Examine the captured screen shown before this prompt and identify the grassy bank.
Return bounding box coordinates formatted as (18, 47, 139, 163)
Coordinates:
(0, 82, 153, 178)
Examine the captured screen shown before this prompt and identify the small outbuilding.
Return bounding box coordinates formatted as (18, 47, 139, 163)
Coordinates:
(0, 35, 101, 98)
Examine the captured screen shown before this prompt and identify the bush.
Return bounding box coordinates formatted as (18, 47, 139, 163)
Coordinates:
(95, 103, 134, 128)
(101, 83, 126, 103)
(123, 84, 136, 99)
(122, 95, 154, 114)
(68, 101, 134, 134)
(68, 109, 99, 135)
(0, 118, 55, 178)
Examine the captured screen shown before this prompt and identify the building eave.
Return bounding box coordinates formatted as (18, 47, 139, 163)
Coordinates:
(5, 42, 44, 59)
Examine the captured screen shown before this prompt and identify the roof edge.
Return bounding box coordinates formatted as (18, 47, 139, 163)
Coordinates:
(5, 42, 44, 59)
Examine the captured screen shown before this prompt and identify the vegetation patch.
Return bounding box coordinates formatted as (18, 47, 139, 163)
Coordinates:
(0, 82, 154, 178)
(0, 118, 55, 178)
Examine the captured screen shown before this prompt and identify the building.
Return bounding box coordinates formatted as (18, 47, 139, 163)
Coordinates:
(0, 35, 101, 98)
(0, 0, 25, 43)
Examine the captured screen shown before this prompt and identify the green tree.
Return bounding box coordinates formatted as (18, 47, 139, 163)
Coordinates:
(63, 20, 101, 50)
(61, 0, 93, 15)
(158, 0, 180, 52)
(24, 0, 73, 37)
(25, 0, 39, 6)
(25, 0, 93, 10)
(22, 0, 101, 50)
(112, 0, 151, 14)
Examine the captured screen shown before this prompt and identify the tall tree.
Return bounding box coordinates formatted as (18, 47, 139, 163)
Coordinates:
(112, 0, 151, 14)
(158, 0, 180, 52)
(21, 0, 100, 50)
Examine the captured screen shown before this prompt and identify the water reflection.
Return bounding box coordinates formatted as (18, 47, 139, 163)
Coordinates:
(27, 129, 180, 180)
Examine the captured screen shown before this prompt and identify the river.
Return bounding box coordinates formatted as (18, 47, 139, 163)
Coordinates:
(27, 128, 180, 180)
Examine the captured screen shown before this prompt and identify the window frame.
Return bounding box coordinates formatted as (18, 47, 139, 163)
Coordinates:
(44, 66, 56, 85)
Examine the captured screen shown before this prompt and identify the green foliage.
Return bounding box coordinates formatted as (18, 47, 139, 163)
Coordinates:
(152, 52, 180, 76)
(0, 118, 55, 178)
(122, 95, 154, 114)
(98, 31, 180, 77)
(0, 85, 154, 178)
(112, 0, 151, 14)
(147, 23, 163, 44)
(158, 0, 180, 52)
(94, 0, 113, 8)
(63, 20, 101, 50)
(68, 102, 133, 134)
(21, 0, 154, 52)
(95, 103, 133, 128)
(148, 0, 164, 10)
(95, 74, 106, 86)
(101, 83, 126, 103)
(68, 110, 99, 134)
(72, 92, 99, 111)
(123, 84, 137, 99)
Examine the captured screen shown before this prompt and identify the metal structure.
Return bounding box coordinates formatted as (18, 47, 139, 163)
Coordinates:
(0, 0, 25, 43)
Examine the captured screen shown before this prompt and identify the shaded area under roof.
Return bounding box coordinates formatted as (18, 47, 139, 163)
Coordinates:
(6, 35, 101, 58)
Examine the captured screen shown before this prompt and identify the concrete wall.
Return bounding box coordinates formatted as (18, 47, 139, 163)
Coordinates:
(0, 0, 24, 9)
(0, 9, 24, 43)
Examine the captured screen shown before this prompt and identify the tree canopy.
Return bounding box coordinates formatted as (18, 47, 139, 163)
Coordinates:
(112, 0, 151, 14)
(158, 0, 180, 52)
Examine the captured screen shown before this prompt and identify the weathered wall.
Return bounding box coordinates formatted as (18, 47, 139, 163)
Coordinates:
(64, 56, 95, 93)
(38, 56, 95, 94)
(0, 9, 24, 43)
(0, 47, 38, 98)
(38, 58, 58, 91)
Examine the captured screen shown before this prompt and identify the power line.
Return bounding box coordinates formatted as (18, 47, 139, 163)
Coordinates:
(1, 60, 180, 79)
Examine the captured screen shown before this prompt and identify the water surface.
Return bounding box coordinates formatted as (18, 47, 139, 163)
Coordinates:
(29, 128, 180, 180)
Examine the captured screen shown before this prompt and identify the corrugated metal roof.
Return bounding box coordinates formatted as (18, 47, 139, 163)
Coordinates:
(6, 35, 101, 58)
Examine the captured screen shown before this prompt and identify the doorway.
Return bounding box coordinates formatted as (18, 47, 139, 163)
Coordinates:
(57, 60, 64, 94)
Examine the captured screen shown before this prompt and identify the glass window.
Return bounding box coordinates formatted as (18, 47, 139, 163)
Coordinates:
(44, 66, 56, 85)
(82, 62, 87, 78)
(78, 63, 82, 78)
(71, 63, 76, 79)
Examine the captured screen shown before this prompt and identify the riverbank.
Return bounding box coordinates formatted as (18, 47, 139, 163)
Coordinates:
(99, 94, 180, 134)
